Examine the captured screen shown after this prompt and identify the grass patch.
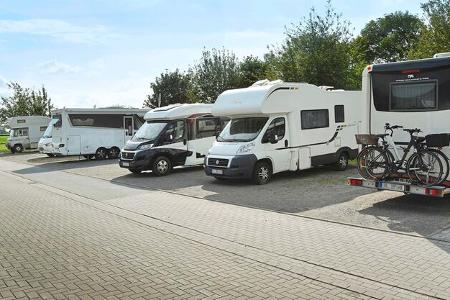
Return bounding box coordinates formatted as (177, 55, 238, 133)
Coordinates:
(0, 135, 9, 153)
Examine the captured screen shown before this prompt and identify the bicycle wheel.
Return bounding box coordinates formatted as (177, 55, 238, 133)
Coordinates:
(427, 149, 450, 183)
(365, 147, 389, 180)
(407, 150, 444, 185)
(356, 147, 372, 178)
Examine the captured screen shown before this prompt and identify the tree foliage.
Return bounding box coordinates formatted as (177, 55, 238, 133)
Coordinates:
(237, 56, 272, 88)
(144, 69, 191, 108)
(0, 82, 53, 123)
(267, 0, 353, 89)
(188, 48, 241, 103)
(353, 11, 423, 63)
(409, 0, 450, 58)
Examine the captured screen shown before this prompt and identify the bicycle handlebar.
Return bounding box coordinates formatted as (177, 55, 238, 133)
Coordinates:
(403, 128, 422, 134)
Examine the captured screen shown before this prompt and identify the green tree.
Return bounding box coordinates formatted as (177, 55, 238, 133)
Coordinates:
(409, 0, 450, 59)
(143, 69, 191, 108)
(353, 11, 423, 63)
(0, 82, 53, 123)
(237, 56, 273, 88)
(267, 0, 353, 89)
(189, 48, 240, 103)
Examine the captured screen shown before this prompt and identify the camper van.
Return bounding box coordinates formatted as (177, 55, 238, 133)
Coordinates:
(6, 116, 50, 153)
(119, 103, 228, 175)
(348, 54, 450, 196)
(42, 108, 147, 159)
(204, 81, 363, 184)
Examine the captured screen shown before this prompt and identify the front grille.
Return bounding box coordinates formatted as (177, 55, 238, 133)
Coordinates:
(121, 151, 135, 160)
(208, 158, 229, 168)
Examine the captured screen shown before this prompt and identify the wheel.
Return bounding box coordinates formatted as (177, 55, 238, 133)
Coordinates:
(365, 147, 389, 180)
(83, 154, 95, 160)
(109, 147, 120, 159)
(357, 147, 371, 178)
(152, 156, 172, 176)
(334, 152, 349, 171)
(427, 149, 450, 183)
(253, 161, 272, 185)
(95, 147, 108, 160)
(129, 168, 141, 174)
(46, 153, 55, 157)
(13, 144, 24, 153)
(407, 150, 444, 185)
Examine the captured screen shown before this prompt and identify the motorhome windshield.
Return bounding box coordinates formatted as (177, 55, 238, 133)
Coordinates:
(132, 121, 168, 141)
(217, 117, 268, 142)
(42, 119, 58, 138)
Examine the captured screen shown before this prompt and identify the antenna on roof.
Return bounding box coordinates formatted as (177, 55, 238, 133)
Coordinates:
(158, 94, 161, 108)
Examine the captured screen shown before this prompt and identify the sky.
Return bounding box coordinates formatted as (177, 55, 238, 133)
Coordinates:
(0, 0, 424, 109)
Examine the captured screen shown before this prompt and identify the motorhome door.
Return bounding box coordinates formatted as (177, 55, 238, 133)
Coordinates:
(260, 117, 291, 173)
(123, 116, 134, 143)
(185, 117, 219, 165)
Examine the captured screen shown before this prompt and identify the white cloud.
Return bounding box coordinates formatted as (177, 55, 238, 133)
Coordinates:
(0, 19, 108, 43)
(38, 60, 82, 74)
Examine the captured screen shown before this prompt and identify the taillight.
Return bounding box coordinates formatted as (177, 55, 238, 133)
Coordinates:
(425, 188, 443, 197)
(348, 178, 363, 186)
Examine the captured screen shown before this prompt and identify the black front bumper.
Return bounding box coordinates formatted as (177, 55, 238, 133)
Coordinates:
(204, 154, 257, 179)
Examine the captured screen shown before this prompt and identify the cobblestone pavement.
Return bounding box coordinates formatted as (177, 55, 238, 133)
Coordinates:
(1, 159, 450, 299)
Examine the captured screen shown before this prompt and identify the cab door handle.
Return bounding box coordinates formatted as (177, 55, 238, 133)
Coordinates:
(285, 140, 289, 148)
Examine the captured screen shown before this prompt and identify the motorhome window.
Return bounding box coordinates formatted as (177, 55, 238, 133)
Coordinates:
(40, 126, 47, 131)
(262, 118, 285, 143)
(334, 105, 345, 123)
(217, 117, 268, 142)
(12, 128, 28, 137)
(390, 81, 437, 110)
(301, 110, 329, 129)
(196, 118, 219, 139)
(132, 121, 168, 141)
(17, 119, 26, 124)
(69, 114, 123, 128)
(161, 120, 185, 144)
(53, 114, 62, 128)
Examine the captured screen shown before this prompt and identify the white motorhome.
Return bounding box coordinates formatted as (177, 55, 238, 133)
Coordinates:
(347, 54, 450, 196)
(119, 103, 228, 175)
(6, 116, 50, 153)
(42, 108, 147, 159)
(204, 81, 363, 184)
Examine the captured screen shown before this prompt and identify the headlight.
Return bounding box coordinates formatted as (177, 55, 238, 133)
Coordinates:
(236, 142, 255, 154)
(138, 143, 153, 150)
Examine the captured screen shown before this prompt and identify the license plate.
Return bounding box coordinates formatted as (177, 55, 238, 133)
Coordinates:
(122, 162, 130, 167)
(211, 169, 223, 175)
(382, 182, 405, 192)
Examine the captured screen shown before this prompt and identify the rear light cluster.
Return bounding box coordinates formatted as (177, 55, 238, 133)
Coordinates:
(425, 188, 444, 197)
(347, 178, 363, 186)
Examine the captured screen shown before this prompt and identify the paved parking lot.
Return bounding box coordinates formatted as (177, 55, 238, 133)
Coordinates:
(1, 152, 450, 299)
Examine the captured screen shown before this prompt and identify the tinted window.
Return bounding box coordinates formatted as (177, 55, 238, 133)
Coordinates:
(161, 120, 185, 144)
(69, 114, 124, 128)
(262, 118, 285, 143)
(301, 110, 329, 129)
(334, 105, 345, 123)
(390, 81, 437, 110)
(53, 114, 62, 128)
(196, 118, 219, 139)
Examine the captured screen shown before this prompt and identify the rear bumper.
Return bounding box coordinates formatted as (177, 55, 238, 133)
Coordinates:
(204, 154, 257, 179)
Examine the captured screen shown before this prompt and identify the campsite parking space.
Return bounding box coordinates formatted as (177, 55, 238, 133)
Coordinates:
(3, 151, 450, 240)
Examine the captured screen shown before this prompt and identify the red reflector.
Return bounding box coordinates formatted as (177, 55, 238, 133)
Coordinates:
(425, 188, 443, 197)
(401, 69, 420, 74)
(367, 65, 373, 73)
(348, 178, 363, 186)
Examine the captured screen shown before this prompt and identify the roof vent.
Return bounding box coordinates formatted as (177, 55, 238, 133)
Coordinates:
(251, 79, 283, 87)
(434, 52, 450, 58)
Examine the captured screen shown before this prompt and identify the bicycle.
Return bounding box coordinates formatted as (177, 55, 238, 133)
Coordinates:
(356, 124, 449, 186)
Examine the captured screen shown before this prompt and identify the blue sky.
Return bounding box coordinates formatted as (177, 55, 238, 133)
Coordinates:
(0, 0, 423, 108)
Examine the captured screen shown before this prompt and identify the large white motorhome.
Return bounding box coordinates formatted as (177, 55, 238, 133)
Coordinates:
(348, 54, 450, 197)
(119, 103, 228, 175)
(6, 116, 50, 153)
(204, 81, 363, 184)
(41, 108, 147, 159)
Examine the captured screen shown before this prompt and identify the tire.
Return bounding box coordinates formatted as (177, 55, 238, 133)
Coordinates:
(95, 147, 108, 160)
(13, 144, 24, 153)
(253, 161, 272, 185)
(109, 147, 120, 159)
(334, 152, 349, 171)
(83, 154, 94, 160)
(365, 147, 389, 180)
(46, 153, 55, 157)
(152, 156, 172, 176)
(129, 168, 141, 174)
(407, 150, 444, 186)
